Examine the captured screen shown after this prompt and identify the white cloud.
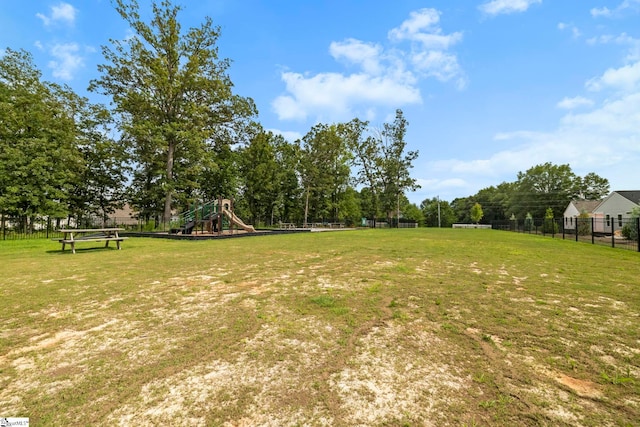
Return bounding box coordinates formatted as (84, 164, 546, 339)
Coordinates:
(587, 33, 640, 62)
(557, 22, 581, 38)
(419, 90, 640, 201)
(479, 0, 542, 16)
(586, 61, 640, 91)
(557, 96, 594, 109)
(560, 92, 640, 136)
(411, 50, 467, 89)
(272, 8, 464, 122)
(36, 2, 77, 27)
(47, 43, 84, 80)
(272, 71, 421, 121)
(329, 39, 383, 75)
(388, 9, 463, 50)
(590, 7, 612, 17)
(267, 128, 303, 143)
(591, 0, 640, 18)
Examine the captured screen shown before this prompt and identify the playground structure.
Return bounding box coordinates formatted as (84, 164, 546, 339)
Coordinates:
(170, 198, 256, 236)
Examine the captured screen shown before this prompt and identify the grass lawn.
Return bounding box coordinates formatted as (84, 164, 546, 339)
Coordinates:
(0, 229, 638, 426)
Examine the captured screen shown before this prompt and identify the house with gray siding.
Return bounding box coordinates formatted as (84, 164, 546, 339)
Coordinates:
(563, 199, 601, 231)
(592, 191, 640, 233)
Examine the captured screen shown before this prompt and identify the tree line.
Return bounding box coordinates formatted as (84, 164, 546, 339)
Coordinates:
(1, 0, 610, 230)
(0, 0, 420, 229)
(420, 162, 610, 227)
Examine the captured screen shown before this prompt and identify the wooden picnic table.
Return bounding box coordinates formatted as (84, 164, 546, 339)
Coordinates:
(278, 222, 297, 229)
(58, 228, 127, 254)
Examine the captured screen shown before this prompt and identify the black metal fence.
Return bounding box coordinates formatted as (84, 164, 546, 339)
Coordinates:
(361, 218, 419, 228)
(0, 216, 156, 240)
(491, 217, 640, 252)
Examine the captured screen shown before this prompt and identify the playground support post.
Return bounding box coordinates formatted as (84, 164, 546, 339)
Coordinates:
(229, 198, 234, 235)
(218, 196, 223, 237)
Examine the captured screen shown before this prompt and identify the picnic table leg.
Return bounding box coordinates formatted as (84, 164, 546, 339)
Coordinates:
(105, 240, 109, 248)
(117, 240, 121, 250)
(71, 242, 76, 254)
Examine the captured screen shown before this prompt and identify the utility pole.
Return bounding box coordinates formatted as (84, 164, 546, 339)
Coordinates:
(437, 196, 441, 228)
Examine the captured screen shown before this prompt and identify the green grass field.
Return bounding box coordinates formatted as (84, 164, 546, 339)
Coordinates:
(0, 229, 638, 426)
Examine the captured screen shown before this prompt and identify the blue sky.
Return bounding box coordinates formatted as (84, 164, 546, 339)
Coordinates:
(2, 0, 639, 204)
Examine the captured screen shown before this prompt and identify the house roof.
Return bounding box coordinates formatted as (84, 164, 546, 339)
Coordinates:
(571, 200, 601, 213)
(616, 191, 640, 205)
(109, 203, 137, 219)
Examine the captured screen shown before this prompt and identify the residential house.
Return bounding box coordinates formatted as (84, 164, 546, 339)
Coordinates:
(563, 199, 601, 231)
(107, 203, 139, 226)
(592, 191, 640, 233)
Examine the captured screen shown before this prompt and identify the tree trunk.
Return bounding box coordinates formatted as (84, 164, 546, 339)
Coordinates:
(304, 186, 310, 227)
(163, 141, 176, 225)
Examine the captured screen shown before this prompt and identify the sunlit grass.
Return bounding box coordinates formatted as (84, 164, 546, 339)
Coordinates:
(0, 229, 638, 425)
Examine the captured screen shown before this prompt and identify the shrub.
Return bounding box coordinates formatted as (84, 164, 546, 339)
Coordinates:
(577, 212, 591, 236)
(621, 208, 639, 240)
(524, 213, 533, 232)
(542, 208, 558, 234)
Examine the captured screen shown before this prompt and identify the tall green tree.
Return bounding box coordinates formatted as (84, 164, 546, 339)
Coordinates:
(473, 182, 514, 222)
(574, 172, 609, 200)
(470, 202, 484, 224)
(0, 49, 82, 226)
(65, 95, 129, 225)
(378, 110, 420, 225)
(420, 197, 457, 227)
(343, 118, 381, 219)
(346, 111, 420, 225)
(401, 199, 424, 225)
(451, 196, 473, 223)
(512, 163, 577, 219)
(272, 135, 302, 224)
(90, 0, 256, 222)
(239, 129, 280, 225)
(299, 123, 351, 225)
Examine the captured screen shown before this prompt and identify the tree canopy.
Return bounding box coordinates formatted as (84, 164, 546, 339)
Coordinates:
(3, 1, 617, 231)
(0, 48, 126, 228)
(89, 0, 256, 222)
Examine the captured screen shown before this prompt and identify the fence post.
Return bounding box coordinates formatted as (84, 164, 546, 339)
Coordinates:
(637, 217, 640, 253)
(611, 218, 615, 248)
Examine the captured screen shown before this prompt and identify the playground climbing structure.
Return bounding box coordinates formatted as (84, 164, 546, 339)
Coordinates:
(171, 198, 256, 235)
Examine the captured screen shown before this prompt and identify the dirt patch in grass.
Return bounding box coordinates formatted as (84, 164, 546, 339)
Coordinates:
(0, 230, 639, 425)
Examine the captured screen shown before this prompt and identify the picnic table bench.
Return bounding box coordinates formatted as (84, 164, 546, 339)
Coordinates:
(278, 222, 297, 229)
(57, 228, 127, 254)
